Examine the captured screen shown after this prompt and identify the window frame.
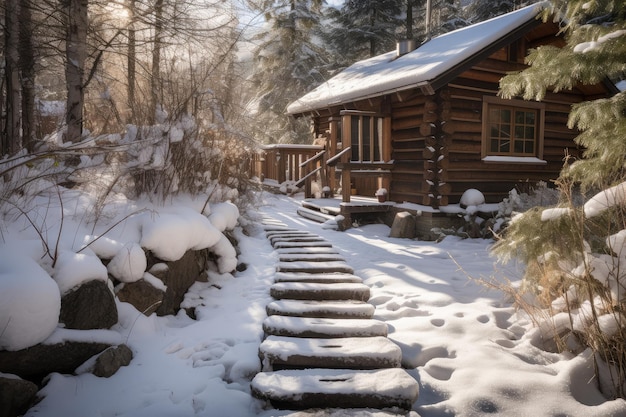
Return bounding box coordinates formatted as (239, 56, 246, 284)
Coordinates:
(481, 96, 545, 160)
(340, 110, 389, 163)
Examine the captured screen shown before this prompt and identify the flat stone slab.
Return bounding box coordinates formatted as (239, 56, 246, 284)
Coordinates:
(266, 300, 375, 319)
(251, 368, 419, 410)
(271, 409, 416, 417)
(275, 247, 340, 255)
(274, 272, 362, 284)
(259, 335, 402, 370)
(263, 316, 388, 338)
(274, 241, 333, 249)
(270, 282, 371, 301)
(278, 253, 346, 262)
(277, 261, 354, 274)
(271, 236, 327, 246)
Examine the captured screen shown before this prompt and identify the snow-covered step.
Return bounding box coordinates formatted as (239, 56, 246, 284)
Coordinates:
(274, 241, 333, 249)
(270, 282, 370, 301)
(274, 272, 362, 284)
(270, 236, 326, 245)
(275, 247, 340, 255)
(297, 206, 336, 224)
(251, 368, 419, 410)
(277, 261, 354, 274)
(270, 409, 415, 417)
(260, 335, 402, 370)
(266, 300, 375, 319)
(264, 226, 296, 232)
(263, 316, 388, 338)
(278, 253, 346, 262)
(266, 231, 313, 237)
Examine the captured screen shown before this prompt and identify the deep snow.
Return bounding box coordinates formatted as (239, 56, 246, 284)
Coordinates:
(4, 192, 626, 416)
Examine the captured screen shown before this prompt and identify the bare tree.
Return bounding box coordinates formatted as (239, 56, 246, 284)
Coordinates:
(63, 0, 88, 143)
(4, 0, 21, 155)
(20, 0, 36, 152)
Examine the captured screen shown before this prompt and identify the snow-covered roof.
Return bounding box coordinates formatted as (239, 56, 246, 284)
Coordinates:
(287, 2, 550, 115)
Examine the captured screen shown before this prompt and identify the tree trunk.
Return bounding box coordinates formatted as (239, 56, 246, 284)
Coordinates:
(20, 0, 36, 152)
(64, 0, 88, 143)
(149, 0, 164, 125)
(127, 0, 136, 123)
(4, 0, 22, 155)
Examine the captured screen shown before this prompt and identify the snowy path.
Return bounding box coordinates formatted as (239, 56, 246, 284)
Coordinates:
(251, 216, 420, 415)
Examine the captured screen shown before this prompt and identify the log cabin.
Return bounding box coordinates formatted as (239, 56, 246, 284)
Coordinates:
(285, 2, 618, 230)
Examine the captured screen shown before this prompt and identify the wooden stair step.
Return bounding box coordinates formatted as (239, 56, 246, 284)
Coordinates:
(263, 316, 388, 338)
(297, 207, 336, 224)
(270, 282, 370, 301)
(259, 335, 402, 370)
(251, 368, 419, 410)
(274, 241, 333, 249)
(276, 247, 340, 255)
(274, 272, 362, 284)
(278, 253, 346, 262)
(277, 261, 354, 274)
(266, 300, 375, 319)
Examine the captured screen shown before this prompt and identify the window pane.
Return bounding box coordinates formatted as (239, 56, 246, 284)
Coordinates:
(362, 116, 371, 161)
(525, 127, 535, 139)
(501, 109, 511, 123)
(526, 112, 535, 124)
(515, 111, 525, 124)
(373, 118, 381, 161)
(351, 117, 359, 161)
(491, 139, 499, 152)
(514, 140, 523, 153)
(515, 126, 524, 139)
(527, 142, 534, 154)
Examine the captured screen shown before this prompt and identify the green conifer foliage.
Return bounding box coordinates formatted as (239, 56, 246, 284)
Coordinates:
(499, 0, 626, 190)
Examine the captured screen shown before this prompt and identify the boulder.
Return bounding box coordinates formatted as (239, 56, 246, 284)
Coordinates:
(93, 344, 133, 378)
(0, 341, 111, 379)
(60, 279, 118, 330)
(0, 375, 38, 417)
(389, 211, 416, 239)
(116, 279, 164, 316)
(148, 249, 210, 316)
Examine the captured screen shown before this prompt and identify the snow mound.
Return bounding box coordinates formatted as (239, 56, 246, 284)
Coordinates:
(0, 252, 61, 351)
(107, 242, 147, 283)
(460, 188, 485, 208)
(208, 202, 239, 232)
(140, 207, 222, 261)
(53, 250, 109, 295)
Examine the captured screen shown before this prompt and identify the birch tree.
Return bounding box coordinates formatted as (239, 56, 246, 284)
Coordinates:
(64, 0, 88, 143)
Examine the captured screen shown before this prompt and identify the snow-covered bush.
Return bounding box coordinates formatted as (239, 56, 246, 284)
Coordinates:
(493, 179, 626, 398)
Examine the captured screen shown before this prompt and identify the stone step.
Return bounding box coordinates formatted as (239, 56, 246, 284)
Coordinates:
(263, 316, 388, 338)
(251, 368, 419, 410)
(268, 409, 417, 417)
(278, 253, 346, 262)
(266, 231, 314, 238)
(270, 282, 370, 302)
(274, 272, 362, 284)
(266, 300, 375, 319)
(274, 241, 333, 249)
(275, 247, 340, 255)
(271, 236, 326, 245)
(277, 261, 354, 274)
(259, 336, 402, 370)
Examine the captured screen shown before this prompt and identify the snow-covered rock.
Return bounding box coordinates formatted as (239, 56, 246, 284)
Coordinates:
(0, 253, 61, 351)
(460, 188, 485, 208)
(107, 243, 147, 283)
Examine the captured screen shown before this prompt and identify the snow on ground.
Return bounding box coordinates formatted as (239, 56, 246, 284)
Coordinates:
(14, 192, 626, 416)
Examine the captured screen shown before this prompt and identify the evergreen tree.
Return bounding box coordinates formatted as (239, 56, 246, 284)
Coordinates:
(323, 0, 404, 66)
(494, 0, 626, 398)
(500, 0, 626, 189)
(465, 0, 518, 23)
(249, 0, 328, 143)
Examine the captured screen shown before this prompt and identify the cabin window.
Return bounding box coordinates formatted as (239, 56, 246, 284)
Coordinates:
(341, 111, 386, 162)
(482, 96, 545, 159)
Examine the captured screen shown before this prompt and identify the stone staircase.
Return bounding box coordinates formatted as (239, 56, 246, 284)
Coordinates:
(251, 217, 420, 415)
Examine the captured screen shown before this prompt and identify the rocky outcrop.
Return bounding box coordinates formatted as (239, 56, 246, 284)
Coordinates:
(150, 249, 209, 316)
(60, 280, 118, 330)
(0, 375, 38, 417)
(116, 279, 164, 316)
(0, 341, 110, 380)
(92, 344, 133, 378)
